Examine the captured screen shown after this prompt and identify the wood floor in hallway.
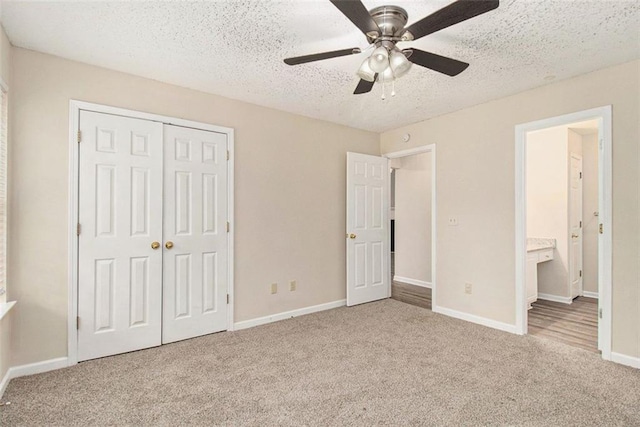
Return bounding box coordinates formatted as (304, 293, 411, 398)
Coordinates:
(528, 296, 599, 353)
(391, 281, 432, 310)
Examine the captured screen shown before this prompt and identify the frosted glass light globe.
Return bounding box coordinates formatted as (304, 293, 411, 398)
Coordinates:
(357, 58, 376, 82)
(368, 46, 389, 73)
(389, 49, 412, 78)
(378, 66, 395, 82)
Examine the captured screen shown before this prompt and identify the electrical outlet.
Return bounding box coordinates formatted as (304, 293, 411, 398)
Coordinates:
(289, 280, 297, 291)
(465, 282, 472, 294)
(448, 217, 459, 226)
(271, 283, 278, 294)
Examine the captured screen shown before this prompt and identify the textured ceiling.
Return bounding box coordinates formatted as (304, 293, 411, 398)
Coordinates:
(1, 0, 639, 132)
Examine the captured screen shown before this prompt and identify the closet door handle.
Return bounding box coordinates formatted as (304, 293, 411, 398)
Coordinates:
(151, 241, 160, 250)
(165, 241, 174, 249)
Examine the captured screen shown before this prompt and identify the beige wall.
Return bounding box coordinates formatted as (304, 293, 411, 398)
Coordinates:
(582, 132, 599, 294)
(0, 25, 12, 386)
(527, 126, 569, 298)
(8, 48, 379, 366)
(394, 152, 432, 284)
(381, 60, 639, 358)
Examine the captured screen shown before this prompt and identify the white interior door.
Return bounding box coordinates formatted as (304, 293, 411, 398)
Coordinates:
(78, 111, 163, 361)
(346, 152, 390, 306)
(569, 153, 583, 299)
(162, 125, 229, 344)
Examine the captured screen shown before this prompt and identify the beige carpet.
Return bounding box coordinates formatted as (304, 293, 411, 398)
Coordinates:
(1, 299, 639, 426)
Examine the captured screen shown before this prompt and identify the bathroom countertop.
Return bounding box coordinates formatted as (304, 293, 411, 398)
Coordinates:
(527, 238, 556, 252)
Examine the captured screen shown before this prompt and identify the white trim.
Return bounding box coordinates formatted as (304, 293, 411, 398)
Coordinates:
(384, 145, 434, 159)
(610, 352, 640, 369)
(393, 276, 431, 288)
(68, 100, 235, 365)
(582, 291, 599, 299)
(0, 357, 69, 398)
(432, 305, 518, 334)
(67, 103, 79, 365)
(233, 299, 346, 331)
(383, 144, 436, 310)
(0, 300, 15, 320)
(596, 110, 612, 359)
(226, 129, 235, 331)
(537, 293, 573, 304)
(0, 368, 8, 398)
(514, 106, 612, 361)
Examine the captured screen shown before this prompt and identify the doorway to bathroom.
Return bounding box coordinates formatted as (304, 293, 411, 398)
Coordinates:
(515, 106, 612, 360)
(385, 145, 435, 311)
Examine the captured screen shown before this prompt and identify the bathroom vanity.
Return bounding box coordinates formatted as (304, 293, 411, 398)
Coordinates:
(526, 238, 556, 307)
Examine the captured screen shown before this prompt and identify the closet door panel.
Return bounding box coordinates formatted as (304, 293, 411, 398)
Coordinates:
(78, 110, 163, 361)
(162, 125, 228, 344)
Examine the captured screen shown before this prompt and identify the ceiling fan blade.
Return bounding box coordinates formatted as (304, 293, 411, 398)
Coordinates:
(406, 49, 469, 76)
(330, 0, 381, 38)
(354, 76, 377, 94)
(403, 0, 499, 41)
(284, 47, 361, 65)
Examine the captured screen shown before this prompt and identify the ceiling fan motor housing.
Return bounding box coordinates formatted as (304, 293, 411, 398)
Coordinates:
(369, 5, 409, 40)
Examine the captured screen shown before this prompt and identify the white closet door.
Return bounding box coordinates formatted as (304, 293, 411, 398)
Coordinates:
(569, 154, 583, 298)
(162, 125, 229, 344)
(78, 111, 163, 361)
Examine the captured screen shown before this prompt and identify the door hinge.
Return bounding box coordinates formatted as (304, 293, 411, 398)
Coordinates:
(579, 172, 582, 179)
(76, 316, 80, 329)
(77, 130, 82, 143)
(599, 139, 603, 149)
(579, 270, 582, 277)
(76, 223, 81, 236)
(226, 222, 230, 233)
(599, 308, 603, 319)
(599, 224, 603, 234)
(226, 150, 230, 161)
(226, 294, 230, 304)
(579, 221, 582, 228)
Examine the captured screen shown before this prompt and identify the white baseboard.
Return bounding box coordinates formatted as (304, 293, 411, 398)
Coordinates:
(0, 369, 10, 399)
(537, 293, 573, 304)
(393, 276, 432, 288)
(611, 352, 640, 369)
(582, 291, 599, 299)
(0, 357, 68, 398)
(432, 305, 518, 334)
(234, 299, 346, 331)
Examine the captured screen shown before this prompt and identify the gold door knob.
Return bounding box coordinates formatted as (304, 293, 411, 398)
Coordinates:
(349, 234, 357, 239)
(571, 234, 579, 238)
(151, 241, 160, 250)
(165, 241, 174, 249)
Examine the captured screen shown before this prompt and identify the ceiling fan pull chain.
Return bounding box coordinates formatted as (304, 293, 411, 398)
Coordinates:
(391, 79, 396, 97)
(381, 78, 386, 100)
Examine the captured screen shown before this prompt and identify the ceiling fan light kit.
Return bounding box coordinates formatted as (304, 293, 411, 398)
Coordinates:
(284, 0, 500, 96)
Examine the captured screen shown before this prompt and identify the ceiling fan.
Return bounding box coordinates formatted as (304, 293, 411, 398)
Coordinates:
(284, 0, 499, 96)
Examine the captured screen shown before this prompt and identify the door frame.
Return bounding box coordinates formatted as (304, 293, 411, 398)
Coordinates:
(67, 100, 235, 366)
(568, 152, 583, 299)
(514, 106, 612, 360)
(383, 144, 437, 310)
